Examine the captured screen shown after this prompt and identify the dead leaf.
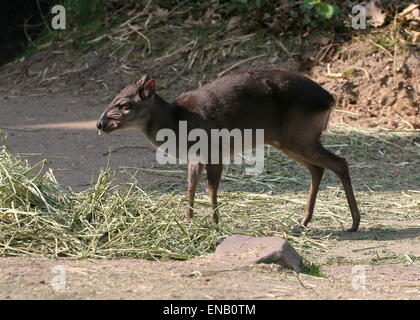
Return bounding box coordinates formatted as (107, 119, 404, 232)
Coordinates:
(185, 14, 202, 26)
(362, 0, 387, 27)
(266, 18, 281, 31)
(398, 3, 419, 18)
(154, 6, 168, 17)
(412, 31, 420, 44)
(316, 37, 331, 46)
(201, 7, 221, 24)
(227, 16, 241, 30)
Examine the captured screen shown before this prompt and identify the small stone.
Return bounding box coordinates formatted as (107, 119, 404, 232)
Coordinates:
(215, 235, 302, 271)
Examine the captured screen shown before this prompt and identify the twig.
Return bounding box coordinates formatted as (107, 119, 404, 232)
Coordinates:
(36, 0, 52, 33)
(277, 39, 290, 55)
(127, 24, 151, 54)
(218, 54, 267, 78)
(352, 67, 371, 80)
(326, 64, 343, 78)
(23, 18, 37, 48)
(102, 146, 149, 156)
(155, 40, 195, 62)
(352, 245, 387, 252)
(368, 39, 393, 58)
(334, 109, 359, 116)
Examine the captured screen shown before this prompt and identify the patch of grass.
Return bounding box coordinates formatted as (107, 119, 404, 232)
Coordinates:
(62, 0, 105, 25)
(20, 0, 113, 56)
(377, 36, 394, 50)
(301, 261, 324, 277)
(342, 68, 357, 78)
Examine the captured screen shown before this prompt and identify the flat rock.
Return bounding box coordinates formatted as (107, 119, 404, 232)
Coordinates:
(215, 235, 302, 271)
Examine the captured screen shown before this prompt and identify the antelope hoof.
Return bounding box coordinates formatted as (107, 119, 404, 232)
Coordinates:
(347, 226, 359, 232)
(347, 219, 360, 232)
(300, 219, 309, 228)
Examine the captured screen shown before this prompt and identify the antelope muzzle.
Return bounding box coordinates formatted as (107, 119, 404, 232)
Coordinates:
(96, 115, 119, 133)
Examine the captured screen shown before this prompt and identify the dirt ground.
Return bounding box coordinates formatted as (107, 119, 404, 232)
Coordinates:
(0, 36, 419, 299)
(0, 256, 419, 300)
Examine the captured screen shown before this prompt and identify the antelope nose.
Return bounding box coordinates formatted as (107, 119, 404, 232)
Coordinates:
(96, 118, 104, 130)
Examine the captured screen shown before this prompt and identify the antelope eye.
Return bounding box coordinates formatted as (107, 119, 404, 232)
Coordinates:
(118, 103, 131, 110)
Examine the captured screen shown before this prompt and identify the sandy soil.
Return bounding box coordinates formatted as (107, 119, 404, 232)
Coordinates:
(0, 256, 418, 300)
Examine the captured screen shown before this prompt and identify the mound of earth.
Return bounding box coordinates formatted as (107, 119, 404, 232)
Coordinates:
(310, 37, 419, 129)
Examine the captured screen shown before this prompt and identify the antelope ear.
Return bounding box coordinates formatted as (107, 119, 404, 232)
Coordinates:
(136, 75, 150, 85)
(141, 79, 155, 99)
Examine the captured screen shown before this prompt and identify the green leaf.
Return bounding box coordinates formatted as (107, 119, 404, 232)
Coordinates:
(302, 0, 321, 10)
(332, 4, 341, 15)
(316, 3, 335, 20)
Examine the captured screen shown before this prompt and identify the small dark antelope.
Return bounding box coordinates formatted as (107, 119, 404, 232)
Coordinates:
(97, 70, 361, 231)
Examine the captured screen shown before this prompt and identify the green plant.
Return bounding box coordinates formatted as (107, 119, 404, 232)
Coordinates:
(31, 0, 108, 50)
(62, 0, 105, 25)
(301, 261, 324, 277)
(297, 0, 341, 29)
(211, 0, 265, 12)
(302, 0, 339, 20)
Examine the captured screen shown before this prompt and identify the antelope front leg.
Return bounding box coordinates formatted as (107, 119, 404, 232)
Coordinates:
(206, 164, 224, 224)
(186, 162, 204, 220)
